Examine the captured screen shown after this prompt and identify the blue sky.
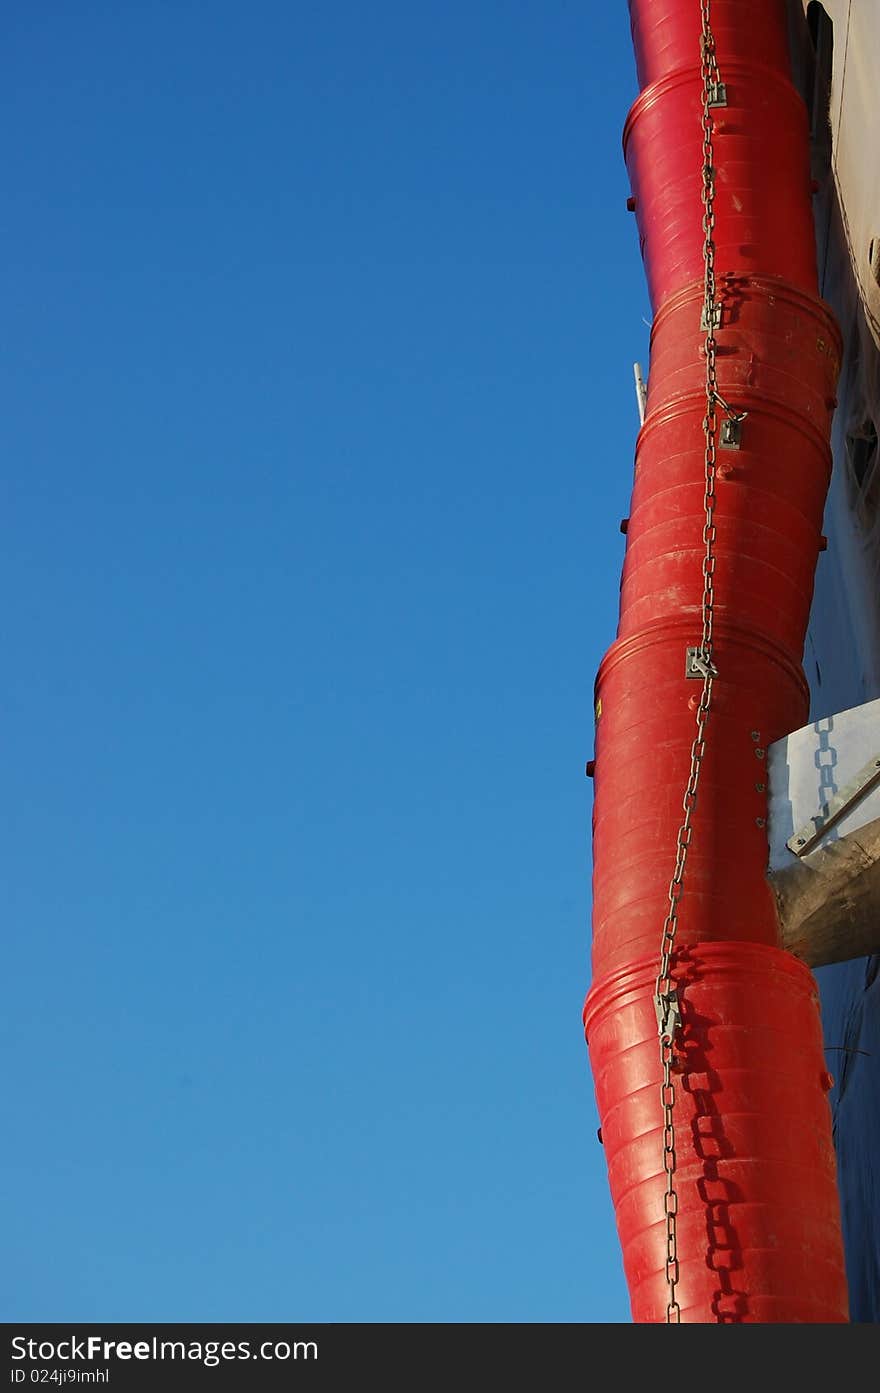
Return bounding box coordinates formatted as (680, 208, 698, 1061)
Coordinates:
(4, 1, 648, 1321)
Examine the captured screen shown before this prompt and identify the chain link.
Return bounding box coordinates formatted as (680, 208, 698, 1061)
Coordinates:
(654, 0, 725, 1325)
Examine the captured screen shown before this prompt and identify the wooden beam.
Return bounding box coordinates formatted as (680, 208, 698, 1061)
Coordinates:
(768, 814, 880, 967)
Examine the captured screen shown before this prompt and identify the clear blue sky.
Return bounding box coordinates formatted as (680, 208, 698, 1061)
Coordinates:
(4, 1, 649, 1322)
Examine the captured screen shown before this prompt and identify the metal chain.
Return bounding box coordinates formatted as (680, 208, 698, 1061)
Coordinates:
(653, 0, 727, 1325)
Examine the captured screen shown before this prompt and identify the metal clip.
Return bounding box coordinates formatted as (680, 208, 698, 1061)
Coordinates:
(708, 82, 727, 107)
(686, 647, 718, 680)
(655, 989, 681, 1043)
(700, 300, 722, 332)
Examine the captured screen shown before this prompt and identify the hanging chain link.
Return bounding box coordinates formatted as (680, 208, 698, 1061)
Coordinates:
(653, 0, 734, 1325)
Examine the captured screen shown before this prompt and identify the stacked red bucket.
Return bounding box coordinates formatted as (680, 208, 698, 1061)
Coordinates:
(584, 0, 848, 1321)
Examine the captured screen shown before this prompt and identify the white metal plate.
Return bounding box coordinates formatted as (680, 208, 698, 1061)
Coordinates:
(766, 695, 880, 871)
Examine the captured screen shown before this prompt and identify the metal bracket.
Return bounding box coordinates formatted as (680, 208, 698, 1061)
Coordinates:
(720, 417, 743, 449)
(700, 301, 722, 332)
(655, 989, 681, 1042)
(786, 752, 880, 856)
(708, 82, 727, 107)
(686, 647, 718, 680)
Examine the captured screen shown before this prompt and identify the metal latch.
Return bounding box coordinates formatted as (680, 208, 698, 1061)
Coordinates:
(655, 988, 681, 1043)
(700, 300, 722, 331)
(720, 416, 743, 448)
(786, 752, 880, 856)
(686, 647, 718, 680)
(708, 82, 727, 107)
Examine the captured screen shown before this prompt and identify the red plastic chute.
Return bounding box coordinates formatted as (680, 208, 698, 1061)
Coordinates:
(585, 0, 848, 1322)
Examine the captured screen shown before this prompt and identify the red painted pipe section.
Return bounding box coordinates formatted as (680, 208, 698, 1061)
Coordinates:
(585, 945, 844, 1323)
(624, 66, 818, 311)
(584, 0, 848, 1321)
(627, 0, 790, 89)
